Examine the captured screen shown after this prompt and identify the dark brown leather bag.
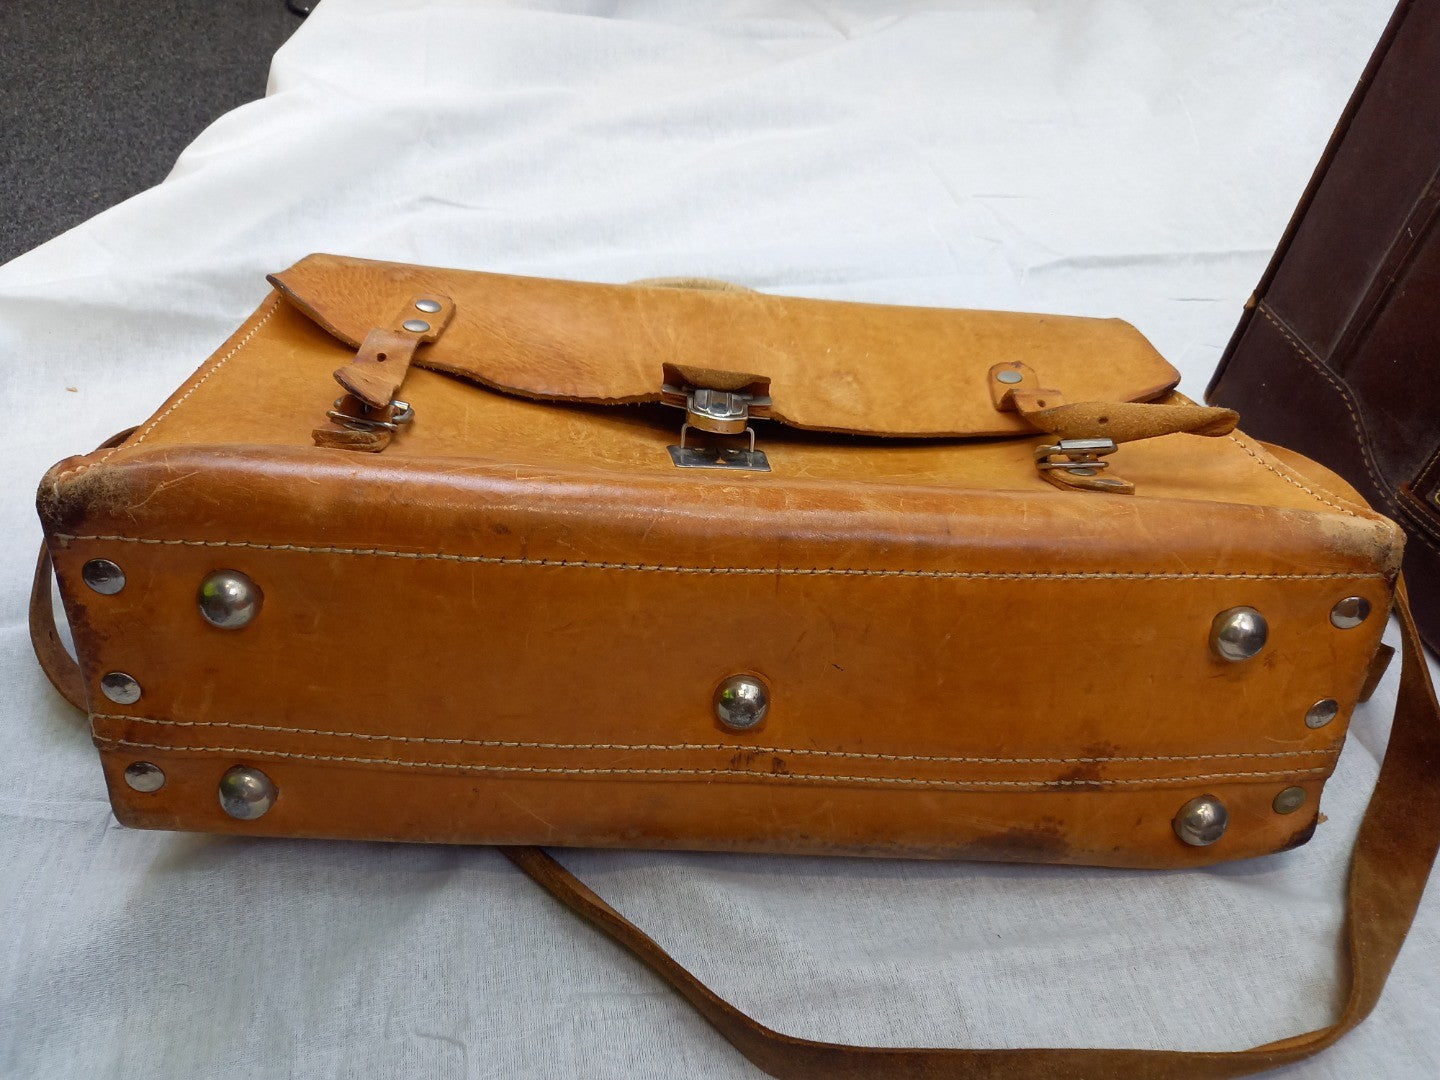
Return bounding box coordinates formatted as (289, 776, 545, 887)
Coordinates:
(31, 255, 1440, 1078)
(1208, 0, 1440, 652)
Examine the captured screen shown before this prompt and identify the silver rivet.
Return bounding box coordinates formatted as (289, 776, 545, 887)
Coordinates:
(1273, 786, 1307, 815)
(1330, 596, 1371, 629)
(714, 674, 769, 731)
(414, 298, 441, 313)
(1210, 606, 1268, 662)
(1305, 698, 1339, 729)
(197, 571, 262, 629)
(123, 761, 165, 793)
(218, 765, 277, 820)
(402, 319, 430, 333)
(81, 558, 125, 595)
(995, 369, 1023, 384)
(1173, 794, 1228, 846)
(101, 672, 141, 705)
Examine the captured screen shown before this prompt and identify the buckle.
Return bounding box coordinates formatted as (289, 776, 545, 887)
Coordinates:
(327, 397, 415, 433)
(1034, 438, 1133, 494)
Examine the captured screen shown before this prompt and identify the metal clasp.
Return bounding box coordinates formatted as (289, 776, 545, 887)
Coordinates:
(1034, 438, 1133, 494)
(327, 397, 415, 433)
(663, 383, 772, 472)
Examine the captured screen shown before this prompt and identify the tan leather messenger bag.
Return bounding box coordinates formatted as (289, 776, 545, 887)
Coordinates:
(31, 254, 1440, 1078)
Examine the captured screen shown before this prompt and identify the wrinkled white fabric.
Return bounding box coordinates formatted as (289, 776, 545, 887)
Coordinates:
(2, 2, 1437, 1076)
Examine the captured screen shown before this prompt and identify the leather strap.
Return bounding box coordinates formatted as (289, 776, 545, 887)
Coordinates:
(332, 294, 454, 409)
(987, 359, 1240, 444)
(30, 543, 86, 712)
(504, 581, 1440, 1079)
(1013, 394, 1239, 444)
(30, 427, 137, 713)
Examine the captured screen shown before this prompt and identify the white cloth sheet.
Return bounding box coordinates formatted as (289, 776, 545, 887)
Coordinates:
(2, 1, 1437, 1076)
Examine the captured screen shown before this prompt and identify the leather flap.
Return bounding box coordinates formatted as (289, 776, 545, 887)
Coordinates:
(269, 253, 1181, 438)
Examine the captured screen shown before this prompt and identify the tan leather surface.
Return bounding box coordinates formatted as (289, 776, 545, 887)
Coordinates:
(1013, 393, 1239, 443)
(268, 253, 1182, 438)
(505, 580, 1440, 1078)
(33, 270, 1406, 870)
(330, 290, 454, 408)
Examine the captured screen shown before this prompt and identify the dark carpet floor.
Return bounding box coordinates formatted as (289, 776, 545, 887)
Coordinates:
(1, 0, 309, 265)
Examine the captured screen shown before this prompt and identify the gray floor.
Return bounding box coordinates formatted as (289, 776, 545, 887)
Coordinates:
(1, 0, 307, 265)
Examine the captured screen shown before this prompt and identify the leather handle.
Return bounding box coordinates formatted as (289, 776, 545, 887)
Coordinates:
(30, 542, 87, 712)
(505, 581, 1440, 1079)
(30, 427, 137, 713)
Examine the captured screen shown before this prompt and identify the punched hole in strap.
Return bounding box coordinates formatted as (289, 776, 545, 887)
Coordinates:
(313, 293, 454, 452)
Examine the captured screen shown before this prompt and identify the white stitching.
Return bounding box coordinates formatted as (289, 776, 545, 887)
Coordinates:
(1224, 432, 1360, 518)
(97, 738, 1332, 790)
(54, 535, 1381, 581)
(55, 299, 282, 483)
(91, 714, 1339, 767)
(1255, 304, 1390, 501)
(114, 300, 283, 458)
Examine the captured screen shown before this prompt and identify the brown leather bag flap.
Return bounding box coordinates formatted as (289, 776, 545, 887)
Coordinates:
(269, 253, 1180, 438)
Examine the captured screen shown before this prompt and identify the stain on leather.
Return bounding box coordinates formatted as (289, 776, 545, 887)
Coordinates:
(1054, 761, 1104, 789)
(1280, 816, 1319, 851)
(958, 817, 1070, 861)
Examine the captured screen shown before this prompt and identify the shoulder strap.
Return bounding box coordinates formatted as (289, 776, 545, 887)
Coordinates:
(503, 582, 1440, 1078)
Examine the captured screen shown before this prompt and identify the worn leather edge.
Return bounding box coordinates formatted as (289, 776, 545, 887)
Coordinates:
(1212, 311, 1440, 650)
(30, 427, 137, 711)
(267, 254, 1184, 438)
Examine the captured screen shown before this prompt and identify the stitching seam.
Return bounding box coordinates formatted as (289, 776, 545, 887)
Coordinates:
(55, 298, 281, 483)
(1224, 433, 1359, 518)
(97, 738, 1332, 789)
(91, 715, 1339, 766)
(1255, 304, 1390, 501)
(1393, 497, 1440, 556)
(1414, 444, 1440, 491)
(54, 535, 1381, 581)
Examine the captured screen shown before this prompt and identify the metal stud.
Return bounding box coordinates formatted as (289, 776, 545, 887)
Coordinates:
(81, 558, 125, 595)
(714, 674, 770, 731)
(1210, 606, 1268, 662)
(1305, 698, 1339, 729)
(995, 369, 1023, 384)
(123, 761, 165, 793)
(402, 319, 431, 334)
(218, 765, 278, 820)
(197, 571, 262, 629)
(1173, 794, 1228, 846)
(101, 672, 141, 705)
(1330, 596, 1371, 629)
(1273, 786, 1307, 815)
(414, 298, 441, 313)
